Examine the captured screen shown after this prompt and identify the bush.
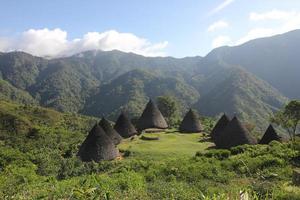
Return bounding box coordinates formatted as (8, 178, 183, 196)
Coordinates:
(197, 149, 231, 160)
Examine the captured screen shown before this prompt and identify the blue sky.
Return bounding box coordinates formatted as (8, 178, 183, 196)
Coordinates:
(1, 0, 300, 57)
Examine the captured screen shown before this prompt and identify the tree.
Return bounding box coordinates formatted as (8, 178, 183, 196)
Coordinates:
(156, 96, 181, 127)
(271, 100, 300, 143)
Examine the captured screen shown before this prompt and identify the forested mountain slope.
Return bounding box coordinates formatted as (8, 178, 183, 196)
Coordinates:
(203, 29, 300, 99)
(195, 67, 288, 129)
(1, 30, 300, 127)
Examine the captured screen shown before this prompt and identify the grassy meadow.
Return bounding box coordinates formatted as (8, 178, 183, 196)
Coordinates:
(119, 131, 213, 160)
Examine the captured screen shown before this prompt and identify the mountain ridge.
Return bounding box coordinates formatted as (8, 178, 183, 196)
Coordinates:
(1, 30, 299, 128)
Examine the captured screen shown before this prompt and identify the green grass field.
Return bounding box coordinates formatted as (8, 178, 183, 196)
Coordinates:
(119, 130, 214, 160)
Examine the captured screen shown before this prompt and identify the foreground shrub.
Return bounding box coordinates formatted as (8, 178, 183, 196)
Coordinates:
(196, 149, 231, 160)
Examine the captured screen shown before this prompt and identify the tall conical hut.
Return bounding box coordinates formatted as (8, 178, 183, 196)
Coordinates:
(211, 114, 230, 141)
(137, 99, 168, 131)
(114, 112, 137, 138)
(179, 109, 203, 133)
(214, 116, 257, 149)
(78, 123, 119, 162)
(99, 117, 122, 145)
(259, 124, 282, 144)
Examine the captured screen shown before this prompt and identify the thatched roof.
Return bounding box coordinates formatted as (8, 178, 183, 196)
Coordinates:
(99, 118, 122, 145)
(259, 124, 282, 144)
(214, 116, 257, 149)
(211, 114, 230, 141)
(78, 124, 119, 162)
(179, 109, 203, 133)
(114, 112, 137, 138)
(137, 99, 168, 130)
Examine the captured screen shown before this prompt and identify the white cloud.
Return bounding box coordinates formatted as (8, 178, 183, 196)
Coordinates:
(207, 20, 229, 32)
(209, 0, 235, 15)
(250, 9, 296, 21)
(237, 9, 300, 45)
(0, 28, 168, 57)
(236, 28, 274, 45)
(18, 28, 69, 57)
(212, 35, 231, 48)
(0, 37, 11, 51)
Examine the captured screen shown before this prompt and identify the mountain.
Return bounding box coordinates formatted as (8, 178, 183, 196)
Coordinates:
(0, 51, 202, 113)
(72, 50, 202, 82)
(204, 29, 300, 99)
(195, 67, 288, 129)
(0, 79, 37, 105)
(1, 30, 300, 128)
(28, 58, 100, 112)
(83, 69, 199, 119)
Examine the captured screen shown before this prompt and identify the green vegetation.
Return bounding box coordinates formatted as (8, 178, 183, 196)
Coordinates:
(157, 95, 181, 127)
(0, 49, 288, 129)
(205, 29, 300, 99)
(272, 100, 300, 142)
(83, 69, 199, 119)
(119, 131, 212, 160)
(196, 67, 288, 131)
(0, 79, 37, 105)
(0, 100, 299, 199)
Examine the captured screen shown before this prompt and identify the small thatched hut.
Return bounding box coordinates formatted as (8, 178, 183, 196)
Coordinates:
(259, 124, 282, 144)
(114, 112, 137, 138)
(211, 114, 230, 141)
(215, 116, 257, 149)
(99, 118, 122, 145)
(179, 109, 203, 133)
(78, 124, 119, 162)
(137, 99, 168, 131)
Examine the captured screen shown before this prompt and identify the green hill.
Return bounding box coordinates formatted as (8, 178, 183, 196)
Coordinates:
(204, 29, 300, 99)
(195, 67, 288, 130)
(83, 69, 200, 118)
(0, 51, 47, 89)
(0, 100, 96, 151)
(0, 79, 37, 105)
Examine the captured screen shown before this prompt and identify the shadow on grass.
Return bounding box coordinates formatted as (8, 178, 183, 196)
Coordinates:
(165, 130, 178, 134)
(206, 145, 217, 150)
(198, 137, 213, 143)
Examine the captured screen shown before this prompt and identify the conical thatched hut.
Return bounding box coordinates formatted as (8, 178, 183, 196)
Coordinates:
(137, 99, 168, 131)
(114, 112, 137, 138)
(211, 114, 230, 141)
(215, 116, 257, 149)
(78, 124, 119, 162)
(259, 124, 282, 144)
(99, 118, 122, 145)
(179, 109, 203, 133)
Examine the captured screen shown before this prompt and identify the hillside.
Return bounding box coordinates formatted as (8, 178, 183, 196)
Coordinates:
(0, 51, 201, 113)
(2, 30, 300, 126)
(29, 59, 100, 112)
(0, 79, 37, 105)
(0, 52, 47, 89)
(83, 69, 200, 118)
(195, 67, 288, 130)
(204, 29, 300, 99)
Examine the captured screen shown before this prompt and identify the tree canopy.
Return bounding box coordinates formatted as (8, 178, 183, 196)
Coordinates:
(156, 95, 181, 127)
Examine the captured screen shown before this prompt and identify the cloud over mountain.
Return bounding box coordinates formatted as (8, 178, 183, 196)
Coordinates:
(237, 9, 300, 44)
(212, 35, 231, 48)
(0, 28, 168, 57)
(207, 20, 229, 32)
